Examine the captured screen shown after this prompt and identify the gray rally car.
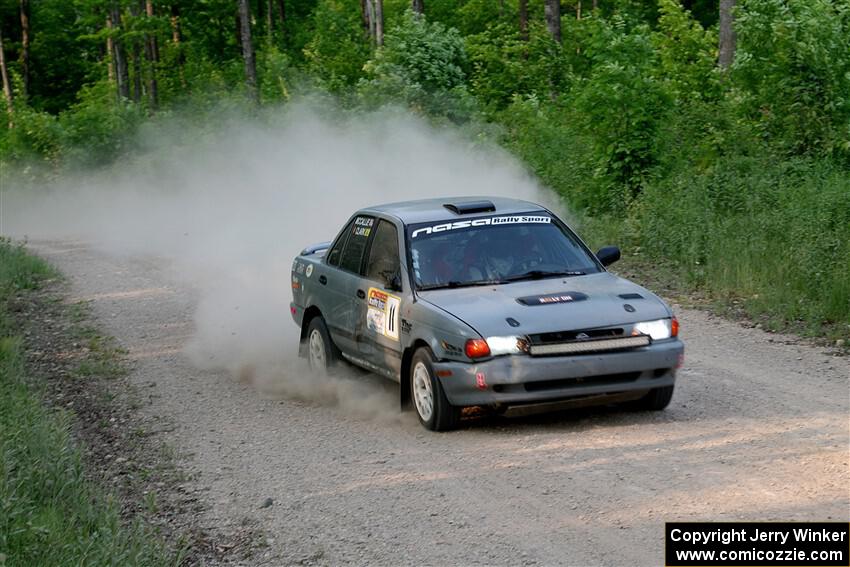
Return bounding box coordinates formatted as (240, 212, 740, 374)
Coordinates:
(290, 197, 684, 430)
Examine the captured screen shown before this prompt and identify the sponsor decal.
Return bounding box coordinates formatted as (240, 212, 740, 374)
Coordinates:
(366, 287, 401, 341)
(305, 264, 313, 278)
(294, 261, 305, 275)
(410, 215, 551, 238)
(440, 340, 463, 356)
(516, 291, 589, 306)
(401, 319, 413, 335)
(291, 276, 301, 290)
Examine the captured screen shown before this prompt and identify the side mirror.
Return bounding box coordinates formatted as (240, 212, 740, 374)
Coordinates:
(596, 246, 621, 267)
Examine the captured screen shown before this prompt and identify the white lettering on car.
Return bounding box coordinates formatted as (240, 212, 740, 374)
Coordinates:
(410, 215, 551, 238)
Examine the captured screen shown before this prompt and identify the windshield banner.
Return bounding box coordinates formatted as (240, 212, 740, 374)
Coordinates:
(410, 215, 551, 239)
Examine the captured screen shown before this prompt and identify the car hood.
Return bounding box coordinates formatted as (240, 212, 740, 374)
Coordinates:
(416, 272, 671, 337)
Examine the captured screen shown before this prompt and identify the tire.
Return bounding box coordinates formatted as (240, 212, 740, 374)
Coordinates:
(306, 317, 338, 372)
(410, 348, 461, 431)
(631, 385, 674, 411)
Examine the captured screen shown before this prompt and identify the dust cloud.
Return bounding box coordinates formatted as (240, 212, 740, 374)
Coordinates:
(2, 103, 556, 419)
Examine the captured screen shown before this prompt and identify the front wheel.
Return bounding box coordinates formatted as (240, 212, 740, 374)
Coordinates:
(306, 317, 338, 371)
(411, 348, 461, 431)
(631, 385, 674, 411)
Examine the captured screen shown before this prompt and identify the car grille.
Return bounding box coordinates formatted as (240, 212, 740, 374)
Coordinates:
(523, 371, 642, 392)
(530, 327, 624, 344)
(527, 335, 650, 356)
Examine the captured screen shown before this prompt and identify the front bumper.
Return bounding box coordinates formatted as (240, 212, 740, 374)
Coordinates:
(433, 339, 684, 406)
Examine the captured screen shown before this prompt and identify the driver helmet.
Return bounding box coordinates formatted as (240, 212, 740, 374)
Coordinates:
(485, 229, 522, 276)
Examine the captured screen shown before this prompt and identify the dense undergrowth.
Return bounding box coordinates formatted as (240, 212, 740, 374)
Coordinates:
(0, 239, 175, 566)
(0, 0, 847, 338)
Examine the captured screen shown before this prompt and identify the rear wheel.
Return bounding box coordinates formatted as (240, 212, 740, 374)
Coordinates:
(411, 348, 461, 431)
(306, 317, 338, 371)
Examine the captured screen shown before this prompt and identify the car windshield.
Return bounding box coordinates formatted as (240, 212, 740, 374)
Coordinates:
(408, 213, 601, 290)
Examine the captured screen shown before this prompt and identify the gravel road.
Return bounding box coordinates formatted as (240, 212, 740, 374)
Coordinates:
(32, 241, 849, 566)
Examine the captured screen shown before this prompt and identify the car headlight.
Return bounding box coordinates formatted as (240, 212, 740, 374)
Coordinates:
(486, 336, 529, 355)
(632, 319, 674, 341)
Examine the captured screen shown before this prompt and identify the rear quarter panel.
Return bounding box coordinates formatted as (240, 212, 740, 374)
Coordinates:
(291, 255, 327, 328)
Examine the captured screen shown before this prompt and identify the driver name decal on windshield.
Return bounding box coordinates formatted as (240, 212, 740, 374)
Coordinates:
(411, 215, 551, 238)
(352, 216, 374, 238)
(366, 287, 401, 341)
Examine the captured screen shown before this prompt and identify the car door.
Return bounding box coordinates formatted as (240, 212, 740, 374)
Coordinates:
(320, 215, 375, 354)
(354, 218, 404, 379)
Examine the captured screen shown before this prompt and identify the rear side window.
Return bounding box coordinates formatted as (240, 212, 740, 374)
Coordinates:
(326, 220, 352, 267)
(365, 220, 400, 283)
(339, 216, 375, 274)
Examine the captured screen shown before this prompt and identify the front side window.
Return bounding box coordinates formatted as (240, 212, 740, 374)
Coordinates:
(339, 215, 375, 274)
(366, 220, 401, 287)
(408, 212, 601, 289)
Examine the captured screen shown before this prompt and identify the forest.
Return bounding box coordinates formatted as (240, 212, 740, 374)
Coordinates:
(0, 0, 848, 339)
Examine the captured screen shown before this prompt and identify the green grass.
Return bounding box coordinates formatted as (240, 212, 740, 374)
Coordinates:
(0, 238, 58, 294)
(0, 240, 174, 566)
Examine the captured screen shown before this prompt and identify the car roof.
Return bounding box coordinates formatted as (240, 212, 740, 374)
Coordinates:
(359, 196, 548, 225)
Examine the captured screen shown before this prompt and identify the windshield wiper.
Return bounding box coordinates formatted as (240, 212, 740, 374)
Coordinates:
(417, 279, 505, 291)
(503, 269, 586, 282)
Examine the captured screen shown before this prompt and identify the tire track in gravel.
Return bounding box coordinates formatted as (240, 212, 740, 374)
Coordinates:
(32, 240, 850, 566)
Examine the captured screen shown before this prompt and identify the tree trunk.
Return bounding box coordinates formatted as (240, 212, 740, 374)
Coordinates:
(411, 0, 424, 15)
(545, 0, 561, 44)
(265, 0, 273, 41)
(374, 0, 383, 47)
(106, 14, 116, 84)
(132, 42, 142, 102)
(576, 0, 581, 20)
(237, 0, 258, 103)
(144, 0, 159, 108)
(110, 5, 130, 100)
(0, 28, 14, 128)
(170, 5, 186, 88)
(367, 0, 376, 41)
(360, 0, 370, 35)
(20, 0, 30, 99)
(719, 0, 736, 70)
(170, 5, 181, 44)
(130, 3, 142, 103)
(277, 0, 285, 26)
(519, 0, 528, 41)
(592, 0, 597, 10)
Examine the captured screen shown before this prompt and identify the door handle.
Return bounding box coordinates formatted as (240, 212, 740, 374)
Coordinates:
(319, 275, 327, 285)
(356, 289, 366, 299)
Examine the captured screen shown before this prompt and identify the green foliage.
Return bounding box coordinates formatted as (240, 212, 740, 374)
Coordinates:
(571, 16, 673, 203)
(58, 80, 147, 168)
(733, 0, 850, 158)
(499, 96, 601, 211)
(0, 106, 64, 165)
(653, 0, 719, 102)
(466, 22, 567, 109)
(258, 45, 299, 103)
(304, 0, 371, 93)
(359, 11, 474, 119)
